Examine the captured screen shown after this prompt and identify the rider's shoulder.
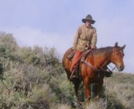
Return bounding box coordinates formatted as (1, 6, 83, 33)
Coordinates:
(79, 24, 85, 28)
(91, 25, 96, 29)
(91, 26, 97, 32)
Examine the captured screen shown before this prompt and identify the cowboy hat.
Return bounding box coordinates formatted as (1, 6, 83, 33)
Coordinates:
(82, 14, 95, 24)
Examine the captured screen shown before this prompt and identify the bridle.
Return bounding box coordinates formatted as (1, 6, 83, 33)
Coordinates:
(98, 64, 116, 73)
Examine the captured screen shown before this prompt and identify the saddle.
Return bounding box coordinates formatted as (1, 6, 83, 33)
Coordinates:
(67, 48, 91, 61)
(67, 49, 75, 60)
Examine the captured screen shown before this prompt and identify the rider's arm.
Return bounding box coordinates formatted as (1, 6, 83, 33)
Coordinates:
(73, 26, 82, 49)
(91, 28, 97, 49)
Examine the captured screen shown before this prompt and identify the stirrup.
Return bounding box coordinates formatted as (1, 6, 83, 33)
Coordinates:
(70, 70, 78, 80)
(70, 75, 77, 80)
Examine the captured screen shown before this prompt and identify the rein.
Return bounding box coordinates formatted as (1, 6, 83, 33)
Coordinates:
(84, 60, 114, 73)
(83, 49, 115, 73)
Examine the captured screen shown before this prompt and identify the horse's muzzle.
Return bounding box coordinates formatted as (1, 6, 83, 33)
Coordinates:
(117, 65, 124, 71)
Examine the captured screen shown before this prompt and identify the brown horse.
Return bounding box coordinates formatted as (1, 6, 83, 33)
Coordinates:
(62, 42, 126, 103)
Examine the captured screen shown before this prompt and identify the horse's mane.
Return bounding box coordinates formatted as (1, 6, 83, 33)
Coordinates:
(92, 46, 114, 56)
(92, 46, 124, 56)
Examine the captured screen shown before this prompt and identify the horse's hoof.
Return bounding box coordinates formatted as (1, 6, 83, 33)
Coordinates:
(71, 101, 84, 109)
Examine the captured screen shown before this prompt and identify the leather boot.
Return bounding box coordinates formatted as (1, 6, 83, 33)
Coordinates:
(70, 68, 78, 80)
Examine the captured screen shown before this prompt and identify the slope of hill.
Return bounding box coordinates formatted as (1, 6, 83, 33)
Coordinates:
(0, 32, 133, 109)
(103, 72, 134, 109)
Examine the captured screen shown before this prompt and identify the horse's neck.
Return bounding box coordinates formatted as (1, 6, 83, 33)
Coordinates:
(93, 53, 110, 68)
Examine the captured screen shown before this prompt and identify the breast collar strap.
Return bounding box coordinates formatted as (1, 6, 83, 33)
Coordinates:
(84, 60, 100, 72)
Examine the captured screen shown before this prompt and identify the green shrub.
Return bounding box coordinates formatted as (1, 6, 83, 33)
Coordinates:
(0, 32, 134, 109)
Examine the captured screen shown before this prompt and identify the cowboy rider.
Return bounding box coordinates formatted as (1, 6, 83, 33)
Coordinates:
(70, 14, 97, 79)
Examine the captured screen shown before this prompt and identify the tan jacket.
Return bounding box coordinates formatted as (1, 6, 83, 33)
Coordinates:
(73, 24, 97, 51)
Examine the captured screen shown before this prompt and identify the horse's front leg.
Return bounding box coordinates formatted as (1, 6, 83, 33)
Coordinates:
(83, 77, 91, 102)
(95, 79, 103, 100)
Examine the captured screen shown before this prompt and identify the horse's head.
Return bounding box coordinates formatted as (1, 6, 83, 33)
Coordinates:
(110, 42, 126, 71)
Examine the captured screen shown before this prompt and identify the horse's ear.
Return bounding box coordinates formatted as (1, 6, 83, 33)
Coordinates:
(115, 42, 118, 47)
(122, 44, 126, 50)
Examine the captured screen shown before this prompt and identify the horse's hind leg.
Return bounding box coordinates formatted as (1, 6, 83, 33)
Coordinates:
(73, 79, 81, 102)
